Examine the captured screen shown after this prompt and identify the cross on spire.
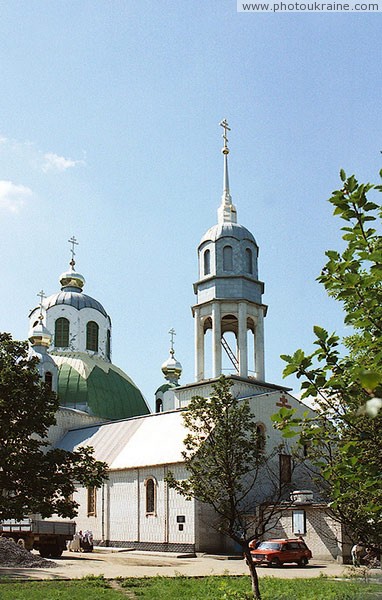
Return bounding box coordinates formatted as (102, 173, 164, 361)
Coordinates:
(68, 236, 79, 268)
(37, 289, 46, 321)
(219, 119, 231, 155)
(169, 328, 176, 354)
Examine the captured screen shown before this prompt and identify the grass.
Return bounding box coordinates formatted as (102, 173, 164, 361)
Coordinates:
(0, 575, 380, 600)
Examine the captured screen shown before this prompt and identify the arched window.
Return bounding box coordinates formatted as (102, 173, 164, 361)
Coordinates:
(145, 477, 156, 515)
(223, 245, 233, 271)
(256, 423, 266, 453)
(106, 329, 111, 360)
(86, 321, 99, 352)
(45, 371, 53, 390)
(155, 398, 163, 413)
(55, 317, 69, 347)
(245, 248, 253, 274)
(203, 249, 211, 275)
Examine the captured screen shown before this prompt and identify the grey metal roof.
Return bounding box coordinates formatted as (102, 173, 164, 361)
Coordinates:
(57, 410, 186, 469)
(199, 222, 257, 246)
(43, 291, 108, 317)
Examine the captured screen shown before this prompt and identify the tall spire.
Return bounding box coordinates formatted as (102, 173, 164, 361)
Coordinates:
(218, 119, 237, 225)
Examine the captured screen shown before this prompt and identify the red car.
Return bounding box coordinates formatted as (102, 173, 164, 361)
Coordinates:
(250, 538, 312, 567)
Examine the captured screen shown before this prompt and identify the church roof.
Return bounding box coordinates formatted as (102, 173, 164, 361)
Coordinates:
(57, 410, 186, 469)
(199, 222, 257, 246)
(52, 353, 151, 421)
(43, 291, 109, 318)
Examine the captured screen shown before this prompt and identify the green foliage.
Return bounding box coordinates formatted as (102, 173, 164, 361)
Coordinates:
(166, 376, 270, 546)
(0, 576, 380, 600)
(0, 332, 108, 520)
(277, 172, 382, 550)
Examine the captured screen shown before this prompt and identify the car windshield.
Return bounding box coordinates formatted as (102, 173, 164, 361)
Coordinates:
(257, 542, 281, 550)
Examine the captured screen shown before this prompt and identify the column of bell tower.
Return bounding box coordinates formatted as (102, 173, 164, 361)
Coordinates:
(192, 120, 267, 382)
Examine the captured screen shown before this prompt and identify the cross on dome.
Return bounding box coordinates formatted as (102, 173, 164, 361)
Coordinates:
(169, 328, 176, 355)
(219, 118, 231, 155)
(68, 235, 79, 269)
(218, 119, 237, 225)
(37, 289, 46, 321)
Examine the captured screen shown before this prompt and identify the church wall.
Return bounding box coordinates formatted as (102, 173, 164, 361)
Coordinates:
(71, 464, 196, 552)
(45, 304, 111, 360)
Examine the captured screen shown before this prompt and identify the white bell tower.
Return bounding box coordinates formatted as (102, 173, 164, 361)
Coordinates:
(192, 120, 267, 382)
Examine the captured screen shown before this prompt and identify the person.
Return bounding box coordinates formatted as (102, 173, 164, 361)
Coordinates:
(351, 543, 363, 567)
(81, 530, 94, 552)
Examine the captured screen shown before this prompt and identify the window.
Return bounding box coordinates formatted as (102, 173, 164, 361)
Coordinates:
(292, 510, 306, 535)
(203, 249, 211, 275)
(223, 245, 233, 271)
(256, 423, 266, 453)
(86, 321, 99, 352)
(87, 486, 97, 516)
(55, 317, 69, 347)
(245, 248, 253, 274)
(279, 453, 292, 485)
(106, 329, 111, 360)
(155, 398, 163, 413)
(145, 477, 156, 515)
(45, 371, 53, 390)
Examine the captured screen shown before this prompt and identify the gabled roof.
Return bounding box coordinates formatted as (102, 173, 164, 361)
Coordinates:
(57, 409, 187, 469)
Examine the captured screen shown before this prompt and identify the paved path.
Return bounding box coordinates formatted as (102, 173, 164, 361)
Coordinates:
(0, 549, 369, 581)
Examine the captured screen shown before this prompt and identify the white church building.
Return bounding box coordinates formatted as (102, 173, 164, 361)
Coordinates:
(27, 122, 349, 561)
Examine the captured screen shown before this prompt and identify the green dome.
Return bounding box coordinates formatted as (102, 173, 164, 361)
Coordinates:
(52, 353, 150, 420)
(155, 382, 176, 395)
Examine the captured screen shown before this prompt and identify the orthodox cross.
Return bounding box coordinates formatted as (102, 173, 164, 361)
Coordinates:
(169, 328, 176, 354)
(37, 289, 46, 320)
(219, 119, 231, 154)
(276, 395, 292, 409)
(68, 236, 79, 267)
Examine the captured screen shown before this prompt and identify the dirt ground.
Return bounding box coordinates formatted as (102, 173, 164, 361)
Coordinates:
(0, 548, 370, 581)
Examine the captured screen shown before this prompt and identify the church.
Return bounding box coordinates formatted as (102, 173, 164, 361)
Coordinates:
(27, 122, 349, 561)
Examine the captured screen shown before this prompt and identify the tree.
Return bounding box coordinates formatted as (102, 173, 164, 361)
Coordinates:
(0, 332, 108, 520)
(274, 171, 382, 551)
(166, 376, 298, 600)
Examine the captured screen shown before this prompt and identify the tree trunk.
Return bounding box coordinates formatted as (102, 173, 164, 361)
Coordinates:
(244, 548, 261, 599)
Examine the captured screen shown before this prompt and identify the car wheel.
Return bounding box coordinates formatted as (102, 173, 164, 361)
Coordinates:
(271, 558, 282, 567)
(298, 557, 308, 567)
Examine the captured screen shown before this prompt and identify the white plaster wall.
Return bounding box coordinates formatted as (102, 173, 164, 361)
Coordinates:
(31, 304, 111, 360)
(72, 464, 195, 547)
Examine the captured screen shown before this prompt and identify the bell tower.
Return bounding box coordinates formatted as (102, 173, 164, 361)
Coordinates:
(192, 121, 267, 382)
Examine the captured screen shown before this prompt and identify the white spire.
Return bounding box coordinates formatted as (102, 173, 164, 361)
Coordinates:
(218, 119, 237, 225)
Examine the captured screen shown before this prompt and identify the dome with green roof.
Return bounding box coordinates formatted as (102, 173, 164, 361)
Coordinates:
(28, 239, 150, 421)
(53, 353, 150, 421)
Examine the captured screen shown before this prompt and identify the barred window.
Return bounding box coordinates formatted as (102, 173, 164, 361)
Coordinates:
(223, 245, 233, 271)
(45, 371, 53, 390)
(55, 317, 69, 347)
(204, 249, 211, 275)
(87, 486, 96, 516)
(279, 453, 292, 485)
(145, 477, 156, 515)
(86, 321, 99, 352)
(106, 329, 111, 360)
(245, 248, 253, 274)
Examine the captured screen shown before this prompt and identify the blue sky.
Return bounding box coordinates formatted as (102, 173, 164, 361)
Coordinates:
(0, 1, 381, 408)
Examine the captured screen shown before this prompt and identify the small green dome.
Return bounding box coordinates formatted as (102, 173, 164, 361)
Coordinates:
(155, 382, 176, 395)
(52, 353, 150, 420)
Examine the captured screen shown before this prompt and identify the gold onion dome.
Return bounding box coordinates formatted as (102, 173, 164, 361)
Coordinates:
(28, 319, 52, 348)
(59, 262, 86, 292)
(161, 349, 182, 384)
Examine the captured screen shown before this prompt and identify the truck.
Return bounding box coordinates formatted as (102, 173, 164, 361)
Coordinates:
(0, 518, 76, 558)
